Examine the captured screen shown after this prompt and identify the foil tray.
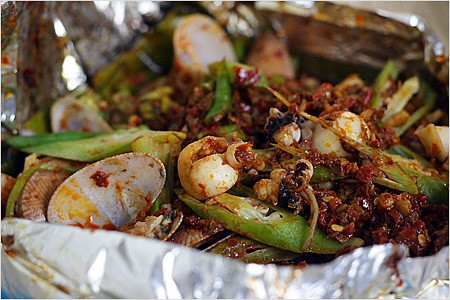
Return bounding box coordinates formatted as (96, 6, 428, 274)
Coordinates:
(1, 218, 449, 298)
(1, 1, 449, 298)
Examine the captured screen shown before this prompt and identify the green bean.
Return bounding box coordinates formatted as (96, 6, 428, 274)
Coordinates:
(177, 190, 363, 254)
(13, 128, 186, 163)
(6, 132, 98, 149)
(205, 68, 233, 123)
(417, 176, 449, 205)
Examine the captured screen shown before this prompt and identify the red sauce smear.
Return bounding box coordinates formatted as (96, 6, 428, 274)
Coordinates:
(90, 170, 109, 187)
(355, 164, 377, 183)
(234, 66, 261, 86)
(73, 216, 116, 230)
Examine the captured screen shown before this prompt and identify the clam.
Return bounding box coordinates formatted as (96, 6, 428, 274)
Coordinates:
(47, 152, 166, 229)
(16, 158, 82, 222)
(173, 14, 237, 77)
(124, 204, 183, 241)
(1, 173, 16, 218)
(51, 96, 112, 133)
(245, 33, 295, 79)
(170, 219, 225, 248)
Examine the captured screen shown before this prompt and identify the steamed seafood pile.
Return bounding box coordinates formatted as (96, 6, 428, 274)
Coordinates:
(2, 11, 448, 265)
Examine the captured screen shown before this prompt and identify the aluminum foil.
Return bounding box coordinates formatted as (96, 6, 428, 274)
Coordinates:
(1, 1, 449, 299)
(1, 218, 449, 298)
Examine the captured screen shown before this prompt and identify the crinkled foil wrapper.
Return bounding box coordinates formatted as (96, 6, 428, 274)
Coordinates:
(2, 218, 449, 299)
(1, 1, 449, 299)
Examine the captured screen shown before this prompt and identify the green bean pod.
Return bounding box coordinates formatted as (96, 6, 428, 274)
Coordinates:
(177, 190, 364, 254)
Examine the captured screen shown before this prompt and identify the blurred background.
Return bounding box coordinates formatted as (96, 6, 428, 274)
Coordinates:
(339, 1, 449, 52)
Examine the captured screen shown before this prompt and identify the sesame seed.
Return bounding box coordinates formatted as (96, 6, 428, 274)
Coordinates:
(418, 234, 427, 247)
(331, 224, 344, 232)
(322, 196, 334, 202)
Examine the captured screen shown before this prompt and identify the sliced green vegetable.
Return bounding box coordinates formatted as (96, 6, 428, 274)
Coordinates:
(230, 36, 250, 62)
(23, 108, 50, 134)
(371, 59, 400, 109)
(209, 61, 269, 87)
(242, 246, 300, 264)
(177, 190, 363, 254)
(395, 83, 437, 136)
(417, 176, 449, 204)
(205, 60, 270, 123)
(218, 124, 247, 140)
(311, 165, 342, 183)
(5, 164, 81, 217)
(386, 144, 434, 169)
(269, 75, 286, 86)
(382, 76, 419, 122)
(12, 128, 186, 162)
(210, 235, 300, 264)
(6, 132, 98, 149)
(383, 152, 448, 203)
(205, 66, 233, 123)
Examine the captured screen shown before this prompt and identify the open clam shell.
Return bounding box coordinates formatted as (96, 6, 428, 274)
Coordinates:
(15, 158, 84, 222)
(1, 173, 16, 218)
(173, 14, 237, 76)
(47, 152, 166, 229)
(17, 170, 70, 222)
(51, 96, 112, 133)
(125, 208, 183, 241)
(245, 33, 295, 79)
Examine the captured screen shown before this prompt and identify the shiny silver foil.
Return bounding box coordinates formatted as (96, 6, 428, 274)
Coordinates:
(1, 218, 448, 298)
(1, 1, 449, 299)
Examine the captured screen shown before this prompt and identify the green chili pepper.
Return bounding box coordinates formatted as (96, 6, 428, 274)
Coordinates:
(311, 165, 342, 183)
(210, 235, 300, 264)
(6, 132, 98, 149)
(209, 61, 269, 87)
(218, 124, 247, 140)
(205, 67, 233, 123)
(177, 190, 363, 254)
(417, 176, 449, 204)
(205, 60, 270, 123)
(383, 150, 448, 203)
(230, 36, 251, 62)
(5, 164, 81, 217)
(11, 128, 186, 163)
(371, 59, 400, 109)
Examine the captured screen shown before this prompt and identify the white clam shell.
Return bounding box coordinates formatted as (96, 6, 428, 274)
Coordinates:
(173, 14, 236, 75)
(47, 152, 166, 229)
(245, 33, 295, 79)
(51, 96, 112, 133)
